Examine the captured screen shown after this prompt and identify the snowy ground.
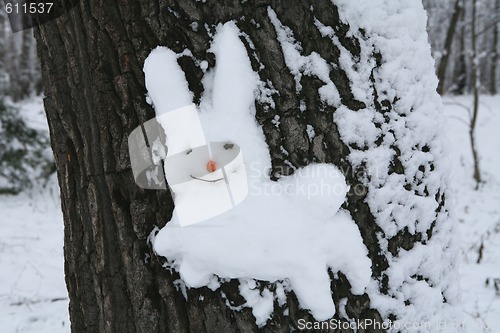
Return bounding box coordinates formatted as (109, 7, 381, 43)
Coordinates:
(0, 95, 499, 332)
(0, 99, 69, 332)
(0, 178, 69, 332)
(443, 95, 500, 332)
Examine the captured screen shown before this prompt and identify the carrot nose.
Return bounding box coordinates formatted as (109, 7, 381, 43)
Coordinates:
(207, 160, 217, 172)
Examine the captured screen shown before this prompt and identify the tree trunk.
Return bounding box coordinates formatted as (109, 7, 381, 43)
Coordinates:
(490, 0, 499, 95)
(0, 11, 6, 67)
(470, 0, 482, 188)
(17, 28, 34, 100)
(34, 1, 454, 332)
(0, 11, 7, 96)
(452, 6, 468, 95)
(436, 0, 463, 95)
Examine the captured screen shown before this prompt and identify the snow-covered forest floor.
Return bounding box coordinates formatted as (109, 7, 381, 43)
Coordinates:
(0, 95, 499, 332)
(0, 98, 69, 332)
(444, 95, 500, 331)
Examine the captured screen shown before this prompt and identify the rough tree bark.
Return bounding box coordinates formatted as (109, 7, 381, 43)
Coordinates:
(34, 1, 451, 332)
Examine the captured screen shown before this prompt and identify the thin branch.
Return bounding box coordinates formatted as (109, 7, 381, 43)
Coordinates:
(448, 115, 470, 127)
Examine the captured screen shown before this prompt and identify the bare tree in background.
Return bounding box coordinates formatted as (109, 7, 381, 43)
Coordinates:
(436, 0, 463, 95)
(470, 0, 482, 188)
(490, 0, 499, 95)
(424, 0, 500, 95)
(0, 13, 40, 100)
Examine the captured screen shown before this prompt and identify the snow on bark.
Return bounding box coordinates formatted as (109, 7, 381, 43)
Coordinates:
(268, 7, 342, 107)
(331, 0, 459, 330)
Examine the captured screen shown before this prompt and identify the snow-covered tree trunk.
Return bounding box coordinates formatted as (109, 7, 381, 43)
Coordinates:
(34, 0, 457, 332)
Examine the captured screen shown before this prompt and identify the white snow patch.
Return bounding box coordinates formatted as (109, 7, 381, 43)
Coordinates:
(146, 22, 371, 324)
(306, 124, 316, 141)
(0, 173, 69, 333)
(144, 47, 193, 113)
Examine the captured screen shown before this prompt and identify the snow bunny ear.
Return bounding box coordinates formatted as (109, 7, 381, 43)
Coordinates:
(129, 47, 195, 190)
(129, 46, 248, 226)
